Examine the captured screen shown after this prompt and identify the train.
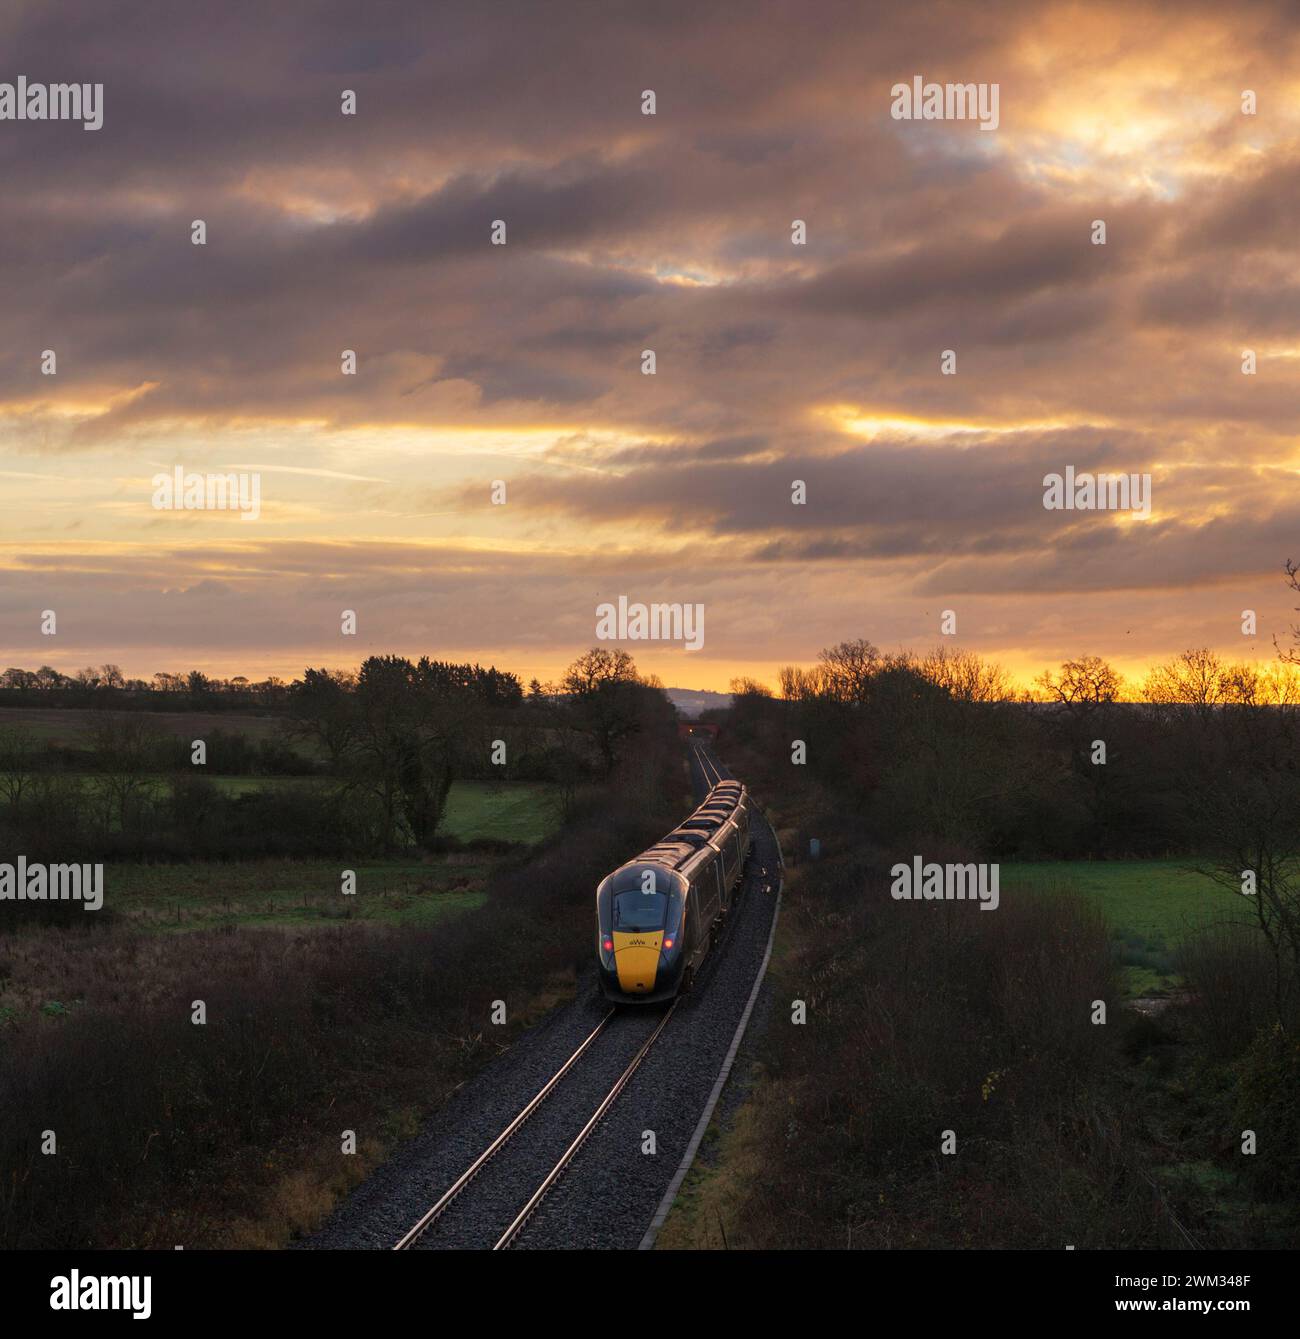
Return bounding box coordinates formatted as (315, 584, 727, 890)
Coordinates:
(596, 768, 751, 1002)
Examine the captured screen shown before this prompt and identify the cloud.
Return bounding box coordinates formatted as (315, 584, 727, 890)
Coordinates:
(4, 0, 1300, 684)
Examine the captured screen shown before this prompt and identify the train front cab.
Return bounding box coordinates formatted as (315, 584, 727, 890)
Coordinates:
(597, 863, 690, 1002)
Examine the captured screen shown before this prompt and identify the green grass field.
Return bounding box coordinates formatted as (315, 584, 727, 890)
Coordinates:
(442, 781, 559, 844)
(0, 706, 290, 745)
(1001, 859, 1254, 996)
(144, 774, 560, 844)
(217, 777, 559, 845)
(20, 774, 560, 844)
(106, 857, 493, 932)
(31, 780, 560, 933)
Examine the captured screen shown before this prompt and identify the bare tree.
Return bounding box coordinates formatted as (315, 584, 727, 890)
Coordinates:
(1186, 705, 1300, 1019)
(1142, 648, 1227, 720)
(0, 727, 38, 812)
(817, 639, 882, 704)
(1036, 655, 1123, 718)
(920, 647, 1013, 703)
(777, 664, 829, 700)
(1276, 558, 1300, 665)
(86, 713, 167, 834)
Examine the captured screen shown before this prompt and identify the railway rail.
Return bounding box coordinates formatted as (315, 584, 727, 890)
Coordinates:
(492, 1003, 676, 1248)
(322, 744, 771, 1253)
(393, 1003, 677, 1251)
(393, 743, 726, 1250)
(691, 740, 731, 789)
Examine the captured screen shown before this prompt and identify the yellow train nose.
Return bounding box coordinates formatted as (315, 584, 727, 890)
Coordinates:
(613, 933, 662, 993)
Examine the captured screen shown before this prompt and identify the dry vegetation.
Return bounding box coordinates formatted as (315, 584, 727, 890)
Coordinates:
(660, 730, 1299, 1250)
(0, 770, 680, 1248)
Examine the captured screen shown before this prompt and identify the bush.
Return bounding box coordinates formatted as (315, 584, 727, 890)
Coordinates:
(701, 840, 1184, 1248)
(1173, 925, 1293, 1058)
(1233, 1024, 1300, 1203)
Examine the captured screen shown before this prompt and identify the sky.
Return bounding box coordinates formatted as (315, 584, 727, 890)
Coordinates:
(3, 0, 1300, 693)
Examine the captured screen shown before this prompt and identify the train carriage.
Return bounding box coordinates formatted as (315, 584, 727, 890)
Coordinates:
(596, 773, 751, 1002)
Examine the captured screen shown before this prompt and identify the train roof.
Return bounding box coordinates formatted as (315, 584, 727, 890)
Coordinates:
(638, 842, 697, 866)
(622, 781, 748, 872)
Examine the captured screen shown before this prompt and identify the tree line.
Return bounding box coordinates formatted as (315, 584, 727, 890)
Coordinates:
(0, 648, 673, 869)
(0, 658, 525, 710)
(724, 635, 1300, 1018)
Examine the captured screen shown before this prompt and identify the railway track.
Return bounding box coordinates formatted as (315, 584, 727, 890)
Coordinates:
(392, 746, 729, 1251)
(285, 741, 776, 1252)
(691, 740, 731, 789)
(393, 1002, 677, 1251)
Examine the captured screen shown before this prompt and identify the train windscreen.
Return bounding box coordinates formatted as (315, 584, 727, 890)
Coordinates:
(612, 889, 669, 933)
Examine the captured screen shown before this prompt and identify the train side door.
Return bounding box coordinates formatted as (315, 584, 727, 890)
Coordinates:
(685, 885, 702, 964)
(719, 822, 736, 888)
(699, 859, 719, 925)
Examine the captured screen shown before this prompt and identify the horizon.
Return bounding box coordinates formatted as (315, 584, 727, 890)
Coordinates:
(3, 638, 1293, 703)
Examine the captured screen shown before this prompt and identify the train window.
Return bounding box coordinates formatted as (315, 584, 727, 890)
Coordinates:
(613, 889, 669, 932)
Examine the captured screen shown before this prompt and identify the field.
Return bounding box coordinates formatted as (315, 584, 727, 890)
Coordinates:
(95, 783, 560, 932)
(0, 705, 289, 745)
(6, 772, 559, 839)
(139, 775, 559, 844)
(441, 781, 561, 845)
(100, 858, 492, 934)
(1001, 859, 1252, 995)
(115, 781, 559, 937)
(3, 779, 561, 935)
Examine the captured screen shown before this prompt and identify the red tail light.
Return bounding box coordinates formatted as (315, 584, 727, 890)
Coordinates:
(602, 937, 614, 952)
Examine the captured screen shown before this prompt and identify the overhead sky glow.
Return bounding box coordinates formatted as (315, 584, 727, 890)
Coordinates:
(3, 1, 1300, 693)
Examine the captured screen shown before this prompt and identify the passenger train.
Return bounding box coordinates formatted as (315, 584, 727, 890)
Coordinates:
(596, 765, 751, 1002)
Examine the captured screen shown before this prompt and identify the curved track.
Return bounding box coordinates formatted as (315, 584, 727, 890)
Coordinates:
(304, 740, 782, 1251)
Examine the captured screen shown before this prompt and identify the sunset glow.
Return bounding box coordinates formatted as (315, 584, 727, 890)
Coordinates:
(3, 2, 1299, 693)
